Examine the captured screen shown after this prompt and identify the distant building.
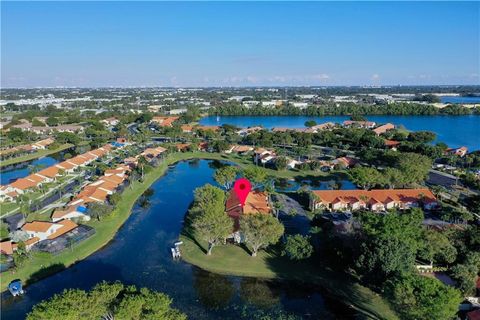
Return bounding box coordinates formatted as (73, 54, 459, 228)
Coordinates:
(309, 189, 439, 212)
(372, 123, 395, 135)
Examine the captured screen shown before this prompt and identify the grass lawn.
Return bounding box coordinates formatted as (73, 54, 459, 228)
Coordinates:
(0, 143, 73, 168)
(180, 234, 399, 320)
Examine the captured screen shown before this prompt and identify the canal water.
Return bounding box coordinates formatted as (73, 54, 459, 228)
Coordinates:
(1, 160, 356, 319)
(200, 115, 480, 151)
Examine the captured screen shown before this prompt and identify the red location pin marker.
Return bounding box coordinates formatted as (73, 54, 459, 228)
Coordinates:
(233, 178, 252, 207)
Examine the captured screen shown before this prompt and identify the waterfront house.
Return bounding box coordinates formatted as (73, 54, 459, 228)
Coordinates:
(334, 157, 358, 168)
(447, 146, 468, 157)
(342, 120, 376, 129)
(372, 123, 395, 135)
(175, 143, 192, 152)
(55, 161, 77, 173)
(225, 190, 272, 241)
(236, 126, 263, 137)
(309, 189, 438, 212)
(140, 146, 167, 161)
(37, 166, 61, 180)
(9, 178, 38, 194)
(52, 205, 90, 222)
(22, 220, 78, 242)
(31, 138, 55, 150)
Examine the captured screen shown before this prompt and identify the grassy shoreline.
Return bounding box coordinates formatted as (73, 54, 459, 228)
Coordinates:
(0, 143, 73, 169)
(0, 152, 397, 319)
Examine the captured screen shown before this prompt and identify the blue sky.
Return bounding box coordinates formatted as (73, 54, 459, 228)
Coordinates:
(1, 1, 479, 87)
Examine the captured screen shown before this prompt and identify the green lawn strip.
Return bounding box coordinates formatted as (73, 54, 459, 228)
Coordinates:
(180, 235, 399, 320)
(0, 144, 73, 169)
(0, 152, 344, 292)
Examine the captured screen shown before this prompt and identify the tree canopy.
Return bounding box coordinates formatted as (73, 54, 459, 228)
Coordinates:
(240, 213, 284, 257)
(26, 281, 186, 320)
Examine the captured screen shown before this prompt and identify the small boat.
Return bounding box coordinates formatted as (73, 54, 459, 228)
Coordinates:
(8, 280, 24, 297)
(171, 241, 183, 259)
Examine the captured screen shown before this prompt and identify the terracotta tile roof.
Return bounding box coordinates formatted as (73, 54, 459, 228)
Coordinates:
(151, 116, 179, 127)
(196, 125, 220, 132)
(336, 157, 358, 167)
(311, 189, 437, 206)
(25, 237, 40, 246)
(231, 145, 253, 153)
(0, 240, 14, 255)
(56, 161, 76, 170)
(384, 139, 400, 147)
(10, 178, 37, 190)
(175, 143, 191, 151)
(51, 207, 77, 220)
(67, 156, 88, 166)
(33, 138, 55, 147)
(25, 174, 45, 184)
(89, 188, 109, 201)
(373, 123, 395, 135)
(181, 124, 193, 132)
(22, 221, 55, 233)
(38, 166, 60, 178)
(101, 175, 124, 185)
(47, 220, 78, 239)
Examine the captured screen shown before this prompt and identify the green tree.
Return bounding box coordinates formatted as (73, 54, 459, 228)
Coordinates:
(356, 209, 424, 285)
(350, 167, 384, 189)
(213, 166, 238, 190)
(243, 166, 268, 188)
(46, 117, 59, 126)
(283, 234, 314, 260)
(274, 156, 289, 171)
(304, 120, 317, 128)
(88, 203, 113, 221)
(418, 229, 457, 265)
(240, 214, 284, 257)
(387, 274, 461, 320)
(396, 153, 432, 185)
(190, 185, 232, 255)
(26, 281, 186, 320)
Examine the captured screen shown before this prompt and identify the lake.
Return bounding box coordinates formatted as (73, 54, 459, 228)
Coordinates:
(0, 156, 60, 185)
(440, 96, 480, 104)
(200, 115, 480, 151)
(1, 160, 357, 319)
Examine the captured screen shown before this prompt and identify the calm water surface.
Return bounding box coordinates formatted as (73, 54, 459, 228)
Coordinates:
(200, 115, 480, 151)
(1, 160, 356, 319)
(440, 96, 480, 104)
(0, 156, 60, 185)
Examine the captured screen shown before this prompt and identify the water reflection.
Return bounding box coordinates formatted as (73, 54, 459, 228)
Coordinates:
(240, 278, 280, 309)
(194, 269, 234, 310)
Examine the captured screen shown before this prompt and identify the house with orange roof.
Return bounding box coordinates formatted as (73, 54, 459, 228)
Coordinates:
(225, 145, 254, 154)
(56, 161, 77, 173)
(181, 124, 194, 133)
(140, 146, 167, 161)
(25, 173, 49, 185)
(196, 125, 220, 132)
(225, 190, 272, 241)
(21, 221, 70, 241)
(175, 143, 192, 152)
(67, 156, 90, 167)
(151, 116, 179, 127)
(447, 146, 468, 157)
(236, 126, 263, 137)
(10, 178, 38, 193)
(253, 148, 276, 165)
(0, 240, 14, 255)
(334, 157, 358, 168)
(32, 138, 55, 150)
(384, 139, 400, 150)
(52, 205, 90, 222)
(372, 123, 395, 136)
(37, 166, 60, 180)
(309, 189, 438, 212)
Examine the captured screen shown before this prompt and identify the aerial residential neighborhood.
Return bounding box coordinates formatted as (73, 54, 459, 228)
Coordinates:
(1, 1, 479, 320)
